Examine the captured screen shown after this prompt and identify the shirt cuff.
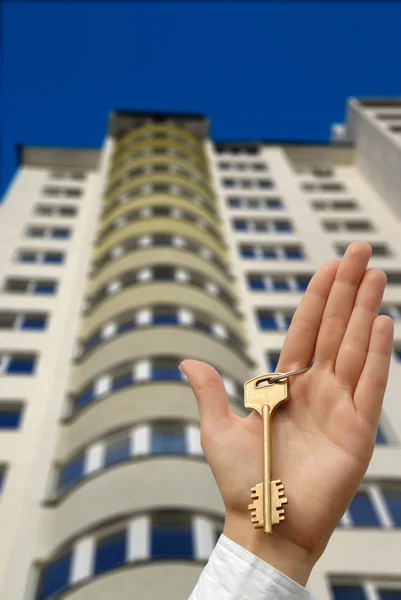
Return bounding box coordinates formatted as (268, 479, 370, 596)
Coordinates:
(189, 533, 314, 600)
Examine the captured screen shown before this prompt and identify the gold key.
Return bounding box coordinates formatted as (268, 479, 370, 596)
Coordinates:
(244, 373, 289, 534)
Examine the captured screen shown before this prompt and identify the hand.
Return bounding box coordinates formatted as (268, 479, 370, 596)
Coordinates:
(179, 241, 394, 586)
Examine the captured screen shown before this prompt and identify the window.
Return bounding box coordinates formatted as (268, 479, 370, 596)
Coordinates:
(389, 125, 401, 134)
(275, 220, 292, 233)
(18, 251, 37, 263)
(262, 247, 277, 259)
(151, 512, 193, 559)
(240, 245, 255, 259)
(395, 347, 401, 362)
(35, 205, 53, 216)
(4, 354, 36, 375)
(151, 422, 186, 454)
(345, 221, 373, 232)
(59, 206, 77, 217)
(21, 314, 47, 331)
(272, 277, 290, 291)
(65, 188, 83, 198)
(376, 113, 401, 120)
(257, 310, 278, 331)
(27, 227, 46, 238)
(312, 167, 334, 177)
(284, 246, 304, 260)
(248, 275, 265, 291)
(386, 272, 401, 285)
(332, 586, 366, 600)
(233, 220, 247, 232)
(267, 352, 281, 372)
(34, 280, 57, 295)
(152, 358, 181, 381)
(0, 465, 6, 494)
(58, 454, 85, 492)
(379, 591, 401, 600)
(44, 252, 64, 264)
(153, 306, 179, 325)
(228, 197, 241, 208)
(259, 179, 274, 189)
(74, 384, 95, 410)
(111, 367, 133, 392)
(3, 278, 30, 293)
(94, 531, 127, 574)
(105, 434, 131, 467)
(382, 486, 401, 526)
(0, 403, 23, 429)
(266, 198, 283, 210)
(376, 424, 387, 444)
(0, 313, 16, 329)
(348, 491, 380, 526)
(36, 552, 72, 600)
(51, 228, 71, 239)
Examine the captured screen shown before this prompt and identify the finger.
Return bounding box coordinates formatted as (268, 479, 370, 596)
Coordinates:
(314, 241, 372, 369)
(335, 268, 387, 393)
(353, 315, 394, 426)
(179, 359, 234, 435)
(277, 258, 340, 371)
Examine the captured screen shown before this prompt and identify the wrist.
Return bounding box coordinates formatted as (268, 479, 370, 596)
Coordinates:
(223, 512, 316, 587)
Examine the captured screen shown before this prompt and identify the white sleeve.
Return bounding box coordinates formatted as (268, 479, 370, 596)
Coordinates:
(188, 534, 315, 600)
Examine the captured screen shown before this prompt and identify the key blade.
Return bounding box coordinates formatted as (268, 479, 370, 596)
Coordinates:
(244, 374, 288, 416)
(271, 479, 288, 525)
(248, 483, 264, 528)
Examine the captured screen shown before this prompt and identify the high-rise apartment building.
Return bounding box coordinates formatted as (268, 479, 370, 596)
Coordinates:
(0, 98, 400, 600)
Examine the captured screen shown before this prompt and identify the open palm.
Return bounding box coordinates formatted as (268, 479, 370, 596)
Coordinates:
(180, 241, 394, 574)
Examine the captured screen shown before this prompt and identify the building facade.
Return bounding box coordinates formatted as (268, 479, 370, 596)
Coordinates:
(0, 98, 400, 600)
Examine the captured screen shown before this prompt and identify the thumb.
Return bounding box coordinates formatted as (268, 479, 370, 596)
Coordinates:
(179, 359, 233, 433)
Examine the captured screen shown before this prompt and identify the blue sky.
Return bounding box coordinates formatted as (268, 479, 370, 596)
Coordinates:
(2, 1, 401, 199)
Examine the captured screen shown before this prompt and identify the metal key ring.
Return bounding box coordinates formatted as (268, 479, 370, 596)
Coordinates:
(267, 359, 314, 384)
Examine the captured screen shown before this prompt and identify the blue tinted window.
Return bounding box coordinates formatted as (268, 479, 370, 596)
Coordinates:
(258, 313, 277, 330)
(37, 553, 72, 600)
(285, 247, 303, 260)
(379, 591, 401, 600)
(153, 313, 179, 325)
(152, 366, 181, 380)
(151, 518, 193, 559)
(94, 532, 127, 575)
(223, 179, 235, 188)
(151, 425, 186, 454)
(266, 199, 282, 209)
(268, 355, 280, 372)
(249, 277, 265, 291)
(332, 586, 366, 600)
(376, 424, 386, 444)
(383, 490, 401, 526)
(228, 198, 241, 208)
(234, 220, 247, 231)
(83, 331, 102, 352)
(6, 355, 36, 375)
(348, 492, 380, 526)
(0, 407, 22, 429)
(52, 229, 70, 239)
(118, 319, 136, 334)
(21, 315, 47, 330)
(105, 436, 131, 467)
(272, 280, 289, 291)
(112, 372, 133, 391)
(44, 253, 64, 264)
(240, 246, 255, 259)
(395, 349, 401, 362)
(297, 277, 310, 292)
(34, 281, 57, 295)
(262, 248, 277, 259)
(75, 385, 95, 410)
(58, 455, 85, 491)
(275, 221, 292, 233)
(284, 314, 293, 329)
